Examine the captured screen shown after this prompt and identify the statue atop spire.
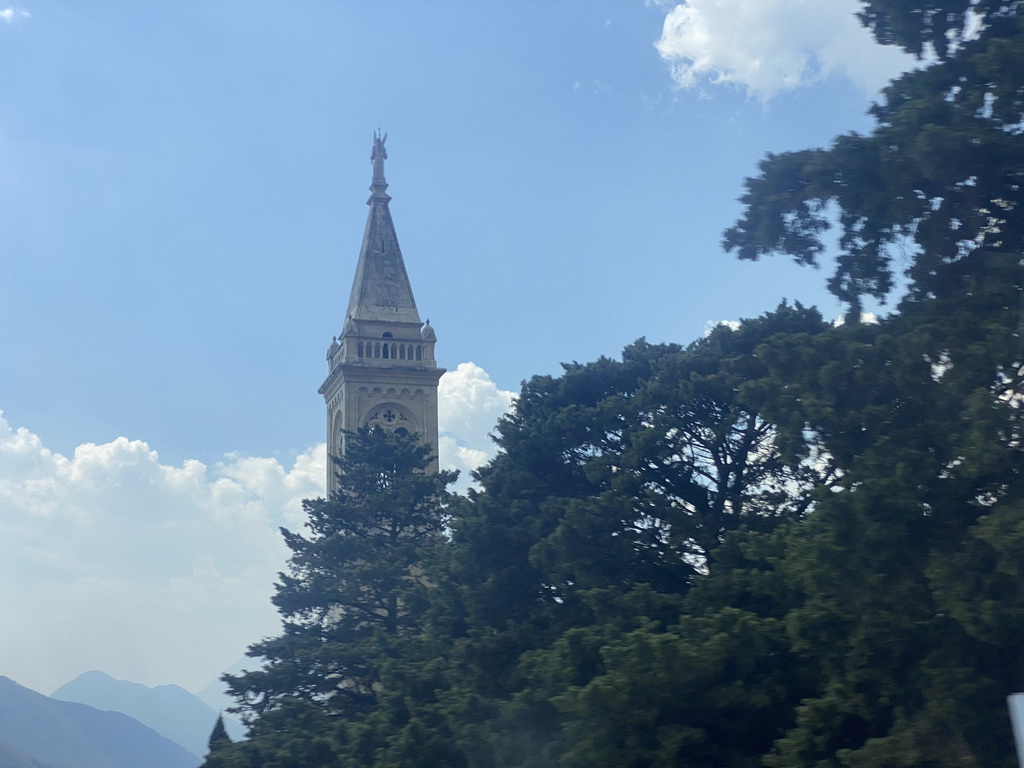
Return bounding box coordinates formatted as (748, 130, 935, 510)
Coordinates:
(370, 130, 388, 197)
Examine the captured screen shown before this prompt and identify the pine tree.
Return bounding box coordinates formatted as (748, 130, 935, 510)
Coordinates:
(721, 3, 1024, 761)
(208, 426, 456, 766)
(723, 3, 1024, 320)
(207, 713, 232, 753)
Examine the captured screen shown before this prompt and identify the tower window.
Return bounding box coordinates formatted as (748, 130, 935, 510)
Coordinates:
(357, 341, 364, 357)
(374, 342, 380, 357)
(383, 343, 389, 359)
(383, 332, 393, 338)
(416, 345, 422, 361)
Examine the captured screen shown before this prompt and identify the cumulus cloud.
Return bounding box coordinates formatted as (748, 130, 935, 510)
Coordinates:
(438, 362, 516, 485)
(0, 361, 514, 695)
(0, 415, 325, 695)
(655, 0, 916, 99)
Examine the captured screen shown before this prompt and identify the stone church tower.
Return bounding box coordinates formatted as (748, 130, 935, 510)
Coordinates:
(318, 133, 444, 493)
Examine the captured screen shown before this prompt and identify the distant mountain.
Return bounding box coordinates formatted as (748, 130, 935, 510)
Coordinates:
(0, 676, 198, 768)
(52, 670, 233, 759)
(0, 741, 49, 768)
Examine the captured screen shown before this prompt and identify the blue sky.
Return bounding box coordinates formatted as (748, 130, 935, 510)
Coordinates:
(0, 1, 913, 696)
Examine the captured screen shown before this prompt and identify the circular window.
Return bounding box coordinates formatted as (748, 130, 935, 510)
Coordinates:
(365, 404, 416, 435)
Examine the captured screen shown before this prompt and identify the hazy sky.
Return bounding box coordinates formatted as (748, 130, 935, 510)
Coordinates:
(0, 1, 913, 696)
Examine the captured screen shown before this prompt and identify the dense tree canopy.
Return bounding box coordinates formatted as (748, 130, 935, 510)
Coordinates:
(858, 0, 1021, 58)
(423, 305, 830, 767)
(725, 1, 1024, 318)
(203, 1, 1024, 764)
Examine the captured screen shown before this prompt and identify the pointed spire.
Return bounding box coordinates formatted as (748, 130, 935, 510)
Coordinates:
(345, 133, 421, 325)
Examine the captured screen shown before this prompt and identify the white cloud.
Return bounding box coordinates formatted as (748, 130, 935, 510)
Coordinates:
(703, 319, 742, 335)
(0, 361, 514, 695)
(655, 0, 916, 99)
(0, 7, 30, 24)
(438, 362, 515, 485)
(0, 413, 325, 695)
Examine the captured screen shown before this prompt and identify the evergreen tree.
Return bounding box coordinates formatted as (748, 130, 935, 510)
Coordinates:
(720, 1, 1024, 762)
(204, 426, 456, 767)
(723, 2, 1024, 319)
(195, 5, 1024, 764)
(744, 287, 1024, 766)
(426, 306, 832, 766)
(207, 713, 232, 752)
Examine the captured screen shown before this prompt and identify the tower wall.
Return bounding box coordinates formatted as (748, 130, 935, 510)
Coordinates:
(318, 134, 443, 494)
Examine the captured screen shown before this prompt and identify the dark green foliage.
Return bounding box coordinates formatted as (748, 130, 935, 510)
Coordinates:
(745, 277, 1024, 766)
(857, 0, 1022, 59)
(716, 2, 1024, 762)
(203, 3, 1024, 764)
(202, 427, 456, 767)
(418, 305, 833, 768)
(208, 289, 1024, 766)
(724, 3, 1024, 318)
(202, 714, 235, 768)
(474, 303, 829, 583)
(229, 426, 455, 717)
(208, 714, 231, 753)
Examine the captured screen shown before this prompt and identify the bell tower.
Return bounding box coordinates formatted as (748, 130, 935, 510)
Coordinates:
(318, 133, 444, 492)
